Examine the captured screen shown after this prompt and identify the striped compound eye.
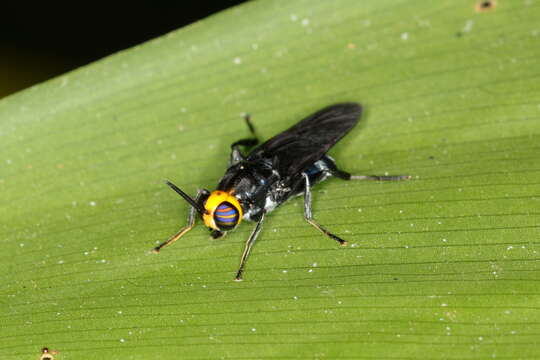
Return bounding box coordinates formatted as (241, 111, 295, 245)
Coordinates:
(214, 202, 240, 230)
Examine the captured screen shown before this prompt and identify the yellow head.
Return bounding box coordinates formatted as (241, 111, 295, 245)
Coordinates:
(203, 190, 243, 231)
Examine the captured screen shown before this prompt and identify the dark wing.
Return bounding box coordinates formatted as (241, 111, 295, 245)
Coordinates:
(247, 103, 362, 176)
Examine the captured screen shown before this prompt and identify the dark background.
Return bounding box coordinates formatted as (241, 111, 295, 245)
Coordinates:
(0, 2, 247, 99)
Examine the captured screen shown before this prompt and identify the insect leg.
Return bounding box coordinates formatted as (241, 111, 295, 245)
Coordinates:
(243, 113, 258, 139)
(350, 174, 411, 181)
(327, 164, 410, 181)
(302, 173, 347, 246)
(153, 189, 205, 253)
(229, 114, 260, 165)
(235, 211, 266, 281)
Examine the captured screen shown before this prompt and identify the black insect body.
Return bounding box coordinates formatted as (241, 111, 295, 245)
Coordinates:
(154, 103, 409, 280)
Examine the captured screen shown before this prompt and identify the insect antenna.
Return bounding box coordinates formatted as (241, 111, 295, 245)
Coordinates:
(165, 181, 208, 215)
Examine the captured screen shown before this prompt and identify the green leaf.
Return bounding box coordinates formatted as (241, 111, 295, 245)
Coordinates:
(1, 0, 539, 358)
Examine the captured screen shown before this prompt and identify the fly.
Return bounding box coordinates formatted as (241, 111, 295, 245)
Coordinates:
(153, 103, 410, 281)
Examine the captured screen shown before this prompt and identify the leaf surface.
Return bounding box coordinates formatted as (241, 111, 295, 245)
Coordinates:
(1, 1, 539, 358)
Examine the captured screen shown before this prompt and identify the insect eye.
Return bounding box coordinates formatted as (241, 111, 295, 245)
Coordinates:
(213, 202, 240, 230)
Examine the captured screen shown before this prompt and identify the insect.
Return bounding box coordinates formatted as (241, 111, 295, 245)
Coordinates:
(153, 103, 410, 280)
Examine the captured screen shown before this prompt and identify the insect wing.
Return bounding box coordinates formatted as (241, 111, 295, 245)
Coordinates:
(247, 103, 362, 176)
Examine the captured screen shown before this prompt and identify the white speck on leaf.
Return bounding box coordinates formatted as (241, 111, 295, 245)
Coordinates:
(301, 18, 310, 26)
(89, 201, 96, 207)
(60, 76, 69, 87)
(233, 57, 242, 65)
(463, 20, 474, 33)
(416, 18, 431, 27)
(401, 32, 409, 40)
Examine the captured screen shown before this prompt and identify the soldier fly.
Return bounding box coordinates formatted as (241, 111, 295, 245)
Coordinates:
(154, 103, 410, 281)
